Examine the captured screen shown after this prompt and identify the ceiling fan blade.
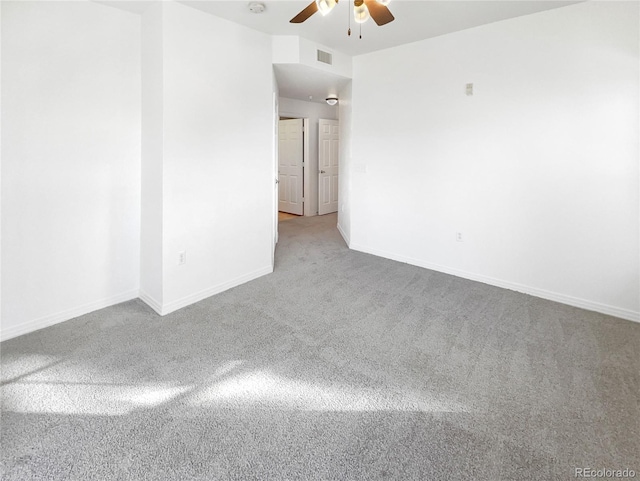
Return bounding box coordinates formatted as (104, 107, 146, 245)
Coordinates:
(363, 0, 394, 26)
(290, 1, 319, 23)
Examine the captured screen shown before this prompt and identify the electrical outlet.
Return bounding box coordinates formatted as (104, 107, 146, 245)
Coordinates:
(456, 232, 463, 242)
(178, 251, 186, 265)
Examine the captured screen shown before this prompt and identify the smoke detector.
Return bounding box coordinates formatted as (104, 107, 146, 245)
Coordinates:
(248, 2, 265, 14)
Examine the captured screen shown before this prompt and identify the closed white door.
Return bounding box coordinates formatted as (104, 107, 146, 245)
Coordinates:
(278, 119, 304, 215)
(318, 119, 339, 215)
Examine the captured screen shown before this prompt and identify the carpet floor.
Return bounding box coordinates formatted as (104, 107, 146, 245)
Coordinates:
(1, 213, 639, 480)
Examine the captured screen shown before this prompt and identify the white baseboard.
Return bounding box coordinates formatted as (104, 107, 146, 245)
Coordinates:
(350, 243, 640, 324)
(0, 289, 139, 342)
(2, 266, 275, 341)
(153, 265, 274, 316)
(139, 290, 163, 316)
(337, 223, 350, 247)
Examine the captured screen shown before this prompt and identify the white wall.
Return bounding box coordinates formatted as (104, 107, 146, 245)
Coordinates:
(160, 2, 274, 313)
(140, 2, 164, 310)
(298, 36, 352, 79)
(337, 81, 352, 245)
(272, 36, 300, 64)
(350, 2, 640, 321)
(1, 1, 141, 339)
(1, 1, 278, 337)
(279, 97, 338, 217)
(0, 1, 3, 335)
(272, 36, 352, 79)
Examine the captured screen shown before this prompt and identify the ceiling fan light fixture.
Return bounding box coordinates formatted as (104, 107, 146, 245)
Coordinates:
(376, 0, 390, 5)
(353, 1, 370, 24)
(316, 0, 337, 16)
(326, 96, 339, 106)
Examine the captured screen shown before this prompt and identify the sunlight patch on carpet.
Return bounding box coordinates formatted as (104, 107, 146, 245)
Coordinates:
(191, 370, 468, 413)
(3, 382, 192, 416)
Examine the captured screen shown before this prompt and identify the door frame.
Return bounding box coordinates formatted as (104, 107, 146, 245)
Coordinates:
(272, 93, 278, 256)
(278, 112, 311, 216)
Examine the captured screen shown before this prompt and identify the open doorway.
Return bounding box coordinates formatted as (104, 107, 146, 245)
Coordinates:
(278, 98, 339, 217)
(271, 63, 349, 256)
(277, 115, 340, 221)
(273, 95, 341, 256)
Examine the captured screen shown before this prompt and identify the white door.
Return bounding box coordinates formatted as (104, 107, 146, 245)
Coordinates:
(318, 119, 339, 215)
(278, 119, 304, 215)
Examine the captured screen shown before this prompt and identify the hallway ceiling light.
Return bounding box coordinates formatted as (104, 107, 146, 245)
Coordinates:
(326, 97, 338, 106)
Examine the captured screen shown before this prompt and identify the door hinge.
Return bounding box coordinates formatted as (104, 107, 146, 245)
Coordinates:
(302, 197, 305, 202)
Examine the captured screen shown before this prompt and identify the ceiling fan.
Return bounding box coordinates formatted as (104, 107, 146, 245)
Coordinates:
(290, 0, 394, 27)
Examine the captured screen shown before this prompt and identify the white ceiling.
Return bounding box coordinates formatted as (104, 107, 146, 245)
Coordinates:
(96, 0, 580, 103)
(179, 0, 579, 103)
(273, 64, 351, 104)
(179, 0, 580, 57)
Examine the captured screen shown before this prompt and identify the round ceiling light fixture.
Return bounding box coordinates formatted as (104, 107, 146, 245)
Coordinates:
(326, 96, 338, 106)
(248, 2, 265, 14)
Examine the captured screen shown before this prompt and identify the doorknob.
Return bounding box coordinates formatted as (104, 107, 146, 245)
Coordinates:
(320, 170, 326, 174)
